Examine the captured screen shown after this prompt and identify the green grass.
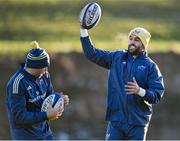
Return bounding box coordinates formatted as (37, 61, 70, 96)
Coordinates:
(0, 40, 179, 57)
(0, 0, 180, 55)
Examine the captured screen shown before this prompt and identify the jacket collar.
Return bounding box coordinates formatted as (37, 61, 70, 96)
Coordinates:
(19, 67, 37, 80)
(127, 50, 148, 60)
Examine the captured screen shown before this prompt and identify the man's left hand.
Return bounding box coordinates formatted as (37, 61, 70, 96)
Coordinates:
(62, 94, 69, 106)
(59, 92, 69, 106)
(124, 77, 140, 94)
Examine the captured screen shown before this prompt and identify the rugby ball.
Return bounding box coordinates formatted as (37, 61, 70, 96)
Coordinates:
(80, 2, 101, 29)
(41, 92, 64, 112)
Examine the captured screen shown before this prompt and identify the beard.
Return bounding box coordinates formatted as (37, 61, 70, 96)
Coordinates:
(128, 44, 142, 56)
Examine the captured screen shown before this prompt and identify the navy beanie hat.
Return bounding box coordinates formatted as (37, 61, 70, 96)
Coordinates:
(25, 41, 50, 69)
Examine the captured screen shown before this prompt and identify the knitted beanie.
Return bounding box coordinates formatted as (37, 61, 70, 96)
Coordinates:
(129, 27, 151, 48)
(25, 41, 50, 68)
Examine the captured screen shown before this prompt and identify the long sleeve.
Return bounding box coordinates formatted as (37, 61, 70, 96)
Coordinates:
(142, 64, 165, 104)
(80, 36, 115, 69)
(7, 80, 48, 126)
(45, 72, 54, 96)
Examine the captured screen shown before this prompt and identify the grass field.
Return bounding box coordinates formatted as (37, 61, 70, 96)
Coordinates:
(0, 0, 180, 55)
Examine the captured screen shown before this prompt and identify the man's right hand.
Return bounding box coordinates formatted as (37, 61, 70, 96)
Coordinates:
(80, 28, 89, 37)
(46, 101, 63, 121)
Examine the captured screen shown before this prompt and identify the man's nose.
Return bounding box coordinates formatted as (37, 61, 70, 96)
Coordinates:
(130, 39, 135, 44)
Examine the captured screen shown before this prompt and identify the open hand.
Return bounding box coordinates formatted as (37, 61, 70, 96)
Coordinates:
(124, 77, 140, 94)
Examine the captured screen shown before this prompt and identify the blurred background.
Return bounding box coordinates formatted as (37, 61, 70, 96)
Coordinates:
(0, 0, 180, 139)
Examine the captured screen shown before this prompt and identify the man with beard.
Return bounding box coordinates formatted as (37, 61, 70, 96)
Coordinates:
(80, 27, 164, 140)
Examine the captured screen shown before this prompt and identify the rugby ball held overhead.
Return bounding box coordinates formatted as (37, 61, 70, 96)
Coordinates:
(80, 2, 101, 29)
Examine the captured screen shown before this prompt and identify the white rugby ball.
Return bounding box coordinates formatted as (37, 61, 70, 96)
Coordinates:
(41, 92, 64, 112)
(80, 2, 101, 29)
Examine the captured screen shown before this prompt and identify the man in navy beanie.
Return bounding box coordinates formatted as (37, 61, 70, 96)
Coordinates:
(6, 41, 69, 140)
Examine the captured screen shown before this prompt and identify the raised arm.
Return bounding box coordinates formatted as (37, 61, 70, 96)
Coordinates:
(80, 28, 115, 69)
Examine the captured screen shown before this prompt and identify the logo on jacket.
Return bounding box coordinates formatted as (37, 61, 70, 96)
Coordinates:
(28, 92, 46, 103)
(27, 85, 32, 91)
(137, 65, 146, 71)
(36, 91, 40, 96)
(122, 61, 126, 65)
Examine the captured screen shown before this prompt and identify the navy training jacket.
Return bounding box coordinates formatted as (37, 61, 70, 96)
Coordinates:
(6, 67, 54, 139)
(80, 36, 165, 126)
